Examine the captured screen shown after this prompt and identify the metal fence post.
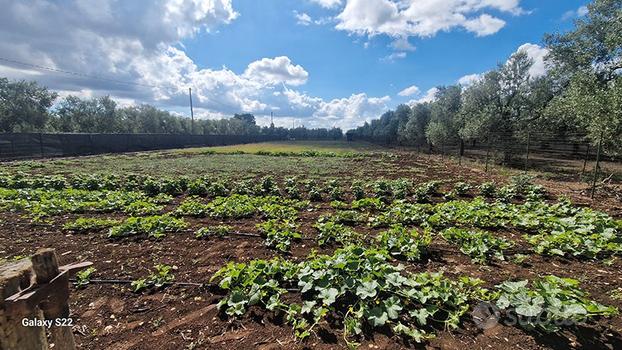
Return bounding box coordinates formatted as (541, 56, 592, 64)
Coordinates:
(524, 131, 531, 171)
(590, 131, 603, 199)
(39, 133, 44, 158)
(485, 133, 492, 173)
(581, 144, 590, 176)
(458, 139, 464, 166)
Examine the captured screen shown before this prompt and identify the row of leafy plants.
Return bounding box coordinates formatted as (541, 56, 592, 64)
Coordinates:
(0, 187, 171, 220)
(327, 195, 622, 261)
(210, 245, 617, 347)
(200, 149, 370, 158)
(55, 194, 621, 262)
(0, 172, 545, 203)
(74, 245, 616, 346)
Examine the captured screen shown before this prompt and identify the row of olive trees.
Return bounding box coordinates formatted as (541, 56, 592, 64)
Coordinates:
(350, 0, 621, 156)
(0, 79, 343, 139)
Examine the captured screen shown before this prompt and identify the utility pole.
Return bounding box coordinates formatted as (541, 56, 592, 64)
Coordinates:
(189, 87, 195, 134)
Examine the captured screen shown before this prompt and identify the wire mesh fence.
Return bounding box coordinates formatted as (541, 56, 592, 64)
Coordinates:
(0, 133, 282, 160)
(353, 131, 621, 185)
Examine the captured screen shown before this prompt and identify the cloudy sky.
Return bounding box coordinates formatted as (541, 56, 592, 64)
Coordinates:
(0, 0, 589, 129)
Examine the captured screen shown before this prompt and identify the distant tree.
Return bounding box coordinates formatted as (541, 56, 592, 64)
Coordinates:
(544, 0, 622, 85)
(0, 78, 57, 132)
(544, 0, 622, 153)
(426, 86, 461, 149)
(398, 103, 431, 146)
(233, 113, 256, 125)
(54, 96, 119, 133)
(459, 52, 534, 162)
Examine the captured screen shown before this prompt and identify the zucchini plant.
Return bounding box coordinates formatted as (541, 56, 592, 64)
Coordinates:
(211, 246, 493, 346)
(495, 275, 617, 332)
(62, 217, 120, 234)
(375, 224, 431, 262)
(441, 227, 514, 264)
(108, 215, 187, 239)
(313, 220, 361, 246)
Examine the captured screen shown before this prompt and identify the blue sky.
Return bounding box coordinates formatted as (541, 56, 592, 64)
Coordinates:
(0, 0, 591, 129)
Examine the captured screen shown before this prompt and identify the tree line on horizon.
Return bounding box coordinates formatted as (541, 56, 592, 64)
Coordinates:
(0, 82, 343, 140)
(349, 0, 621, 156)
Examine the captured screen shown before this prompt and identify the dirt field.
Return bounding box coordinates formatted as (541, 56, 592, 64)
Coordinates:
(1, 141, 621, 350)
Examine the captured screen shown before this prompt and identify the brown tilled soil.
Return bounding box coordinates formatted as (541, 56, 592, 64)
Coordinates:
(1, 152, 621, 350)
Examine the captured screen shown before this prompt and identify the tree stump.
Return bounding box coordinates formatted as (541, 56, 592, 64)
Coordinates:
(0, 258, 48, 350)
(1, 249, 85, 350)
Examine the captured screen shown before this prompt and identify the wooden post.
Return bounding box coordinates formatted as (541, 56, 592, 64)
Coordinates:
(1, 259, 49, 350)
(31, 249, 76, 350)
(1, 249, 83, 350)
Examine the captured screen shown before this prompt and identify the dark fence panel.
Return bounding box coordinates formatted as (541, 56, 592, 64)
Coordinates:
(0, 133, 281, 160)
(350, 132, 621, 180)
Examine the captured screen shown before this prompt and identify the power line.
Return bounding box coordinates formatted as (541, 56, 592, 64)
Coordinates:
(0, 56, 241, 116)
(0, 56, 176, 90)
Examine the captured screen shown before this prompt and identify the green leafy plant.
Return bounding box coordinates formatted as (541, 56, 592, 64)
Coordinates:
(175, 197, 210, 217)
(453, 182, 472, 196)
(441, 227, 514, 264)
(211, 246, 493, 346)
(313, 220, 360, 246)
(496, 185, 517, 203)
(123, 200, 163, 216)
(478, 182, 496, 197)
(495, 276, 617, 332)
(195, 225, 233, 238)
(350, 181, 366, 200)
(62, 217, 120, 233)
(351, 197, 384, 211)
(427, 198, 509, 229)
(369, 201, 433, 228)
(75, 267, 96, 288)
(510, 175, 534, 194)
(131, 264, 176, 292)
(257, 219, 302, 253)
(108, 215, 187, 239)
(414, 181, 440, 203)
(328, 210, 366, 226)
(284, 177, 301, 199)
(187, 178, 209, 196)
(257, 176, 280, 196)
(375, 224, 431, 262)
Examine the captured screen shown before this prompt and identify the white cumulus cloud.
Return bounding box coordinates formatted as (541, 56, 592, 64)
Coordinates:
(390, 37, 416, 52)
(408, 87, 438, 105)
(294, 11, 313, 26)
(398, 85, 420, 97)
(0, 0, 392, 128)
(314, 93, 391, 129)
(562, 5, 588, 20)
(381, 52, 407, 62)
(335, 0, 524, 39)
(243, 56, 309, 86)
(516, 43, 549, 78)
(457, 73, 482, 86)
(309, 0, 343, 9)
